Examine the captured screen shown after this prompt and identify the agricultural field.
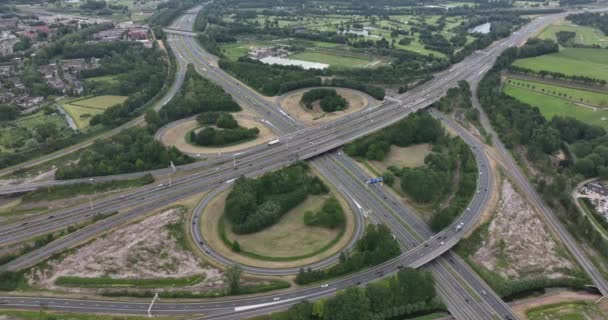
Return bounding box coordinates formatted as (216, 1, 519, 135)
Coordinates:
(513, 48, 608, 82)
(504, 84, 608, 129)
(59, 95, 128, 130)
(538, 20, 608, 48)
(505, 78, 608, 107)
(526, 301, 608, 320)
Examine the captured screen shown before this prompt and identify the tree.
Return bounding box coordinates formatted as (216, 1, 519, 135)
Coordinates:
(0, 104, 18, 121)
(225, 264, 242, 295)
(231, 240, 241, 252)
(323, 287, 370, 320)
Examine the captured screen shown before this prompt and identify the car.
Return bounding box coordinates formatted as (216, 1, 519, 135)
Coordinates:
(273, 297, 280, 301)
(89, 178, 94, 181)
(48, 215, 54, 219)
(199, 241, 204, 245)
(355, 281, 361, 285)
(397, 264, 404, 269)
(157, 183, 164, 187)
(481, 290, 487, 295)
(320, 284, 329, 288)
(440, 241, 444, 245)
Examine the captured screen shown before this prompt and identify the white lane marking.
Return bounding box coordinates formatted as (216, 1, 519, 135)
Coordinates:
(234, 289, 336, 312)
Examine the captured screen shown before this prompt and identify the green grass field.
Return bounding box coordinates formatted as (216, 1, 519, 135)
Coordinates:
(526, 301, 608, 320)
(538, 20, 608, 48)
(506, 78, 608, 106)
(221, 194, 346, 260)
(290, 50, 374, 69)
(504, 84, 608, 129)
(513, 48, 608, 82)
(85, 74, 123, 84)
(60, 95, 128, 130)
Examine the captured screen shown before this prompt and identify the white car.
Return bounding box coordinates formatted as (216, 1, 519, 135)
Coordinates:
(321, 284, 329, 288)
(273, 297, 280, 301)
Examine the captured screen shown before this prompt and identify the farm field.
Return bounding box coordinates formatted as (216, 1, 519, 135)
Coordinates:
(505, 78, 608, 107)
(526, 301, 608, 320)
(513, 48, 608, 82)
(504, 85, 608, 129)
(538, 20, 608, 48)
(60, 95, 128, 130)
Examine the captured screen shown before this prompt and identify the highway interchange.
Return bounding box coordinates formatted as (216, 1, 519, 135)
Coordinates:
(1, 4, 607, 320)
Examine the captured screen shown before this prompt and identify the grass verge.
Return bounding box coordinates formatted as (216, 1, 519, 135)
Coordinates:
(22, 175, 154, 203)
(55, 274, 204, 288)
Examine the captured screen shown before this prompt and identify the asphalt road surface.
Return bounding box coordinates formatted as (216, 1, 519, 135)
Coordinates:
(2, 4, 606, 320)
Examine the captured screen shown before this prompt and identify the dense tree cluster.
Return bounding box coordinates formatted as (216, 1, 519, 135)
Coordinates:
(197, 111, 238, 128)
(84, 43, 166, 127)
(154, 65, 241, 123)
(303, 197, 345, 229)
(272, 267, 441, 320)
(190, 126, 259, 147)
(556, 31, 577, 46)
(224, 162, 329, 234)
(434, 80, 476, 120)
(344, 112, 443, 161)
(567, 12, 608, 35)
(0, 104, 18, 121)
(147, 0, 198, 26)
(296, 224, 400, 285)
(219, 58, 323, 96)
(478, 39, 608, 263)
(55, 127, 191, 179)
(301, 89, 349, 112)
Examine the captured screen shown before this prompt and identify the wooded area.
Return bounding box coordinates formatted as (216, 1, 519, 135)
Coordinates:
(224, 162, 329, 234)
(295, 224, 400, 285)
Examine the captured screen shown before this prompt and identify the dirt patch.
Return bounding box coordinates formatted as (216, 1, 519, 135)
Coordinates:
(280, 88, 378, 126)
(159, 114, 277, 155)
(472, 179, 575, 279)
(201, 178, 356, 269)
(29, 207, 223, 291)
(368, 144, 431, 173)
(510, 290, 602, 320)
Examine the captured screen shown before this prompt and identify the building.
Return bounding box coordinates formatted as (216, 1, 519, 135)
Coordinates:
(0, 32, 19, 57)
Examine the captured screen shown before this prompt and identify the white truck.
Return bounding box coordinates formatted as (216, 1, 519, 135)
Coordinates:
(268, 139, 281, 146)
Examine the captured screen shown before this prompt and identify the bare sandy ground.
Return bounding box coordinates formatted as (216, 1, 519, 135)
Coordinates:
(473, 179, 575, 279)
(159, 115, 277, 155)
(29, 207, 224, 291)
(201, 178, 356, 269)
(280, 88, 378, 126)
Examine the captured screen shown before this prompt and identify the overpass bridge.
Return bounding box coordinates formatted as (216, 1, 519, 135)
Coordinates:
(163, 28, 197, 37)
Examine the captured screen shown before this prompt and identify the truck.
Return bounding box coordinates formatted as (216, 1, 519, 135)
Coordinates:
(268, 139, 281, 146)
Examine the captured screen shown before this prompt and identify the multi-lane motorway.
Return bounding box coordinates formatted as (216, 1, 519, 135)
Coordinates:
(1, 4, 607, 320)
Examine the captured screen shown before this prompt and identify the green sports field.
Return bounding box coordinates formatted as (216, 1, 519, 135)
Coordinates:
(513, 48, 608, 82)
(505, 78, 608, 106)
(504, 85, 608, 129)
